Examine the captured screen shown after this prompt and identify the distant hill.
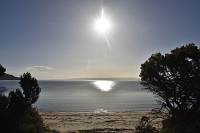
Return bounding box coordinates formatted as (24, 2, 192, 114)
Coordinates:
(0, 73, 20, 80)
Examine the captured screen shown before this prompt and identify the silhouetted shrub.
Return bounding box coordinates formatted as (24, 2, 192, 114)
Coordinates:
(136, 116, 159, 133)
(8, 89, 27, 115)
(140, 44, 200, 132)
(20, 72, 41, 104)
(160, 113, 200, 133)
(0, 64, 6, 76)
(0, 94, 9, 113)
(18, 108, 46, 133)
(0, 72, 47, 133)
(0, 94, 9, 131)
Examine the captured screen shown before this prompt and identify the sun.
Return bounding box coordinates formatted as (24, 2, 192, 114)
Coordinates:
(94, 9, 111, 35)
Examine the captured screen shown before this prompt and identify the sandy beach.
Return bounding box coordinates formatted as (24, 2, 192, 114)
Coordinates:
(41, 112, 161, 133)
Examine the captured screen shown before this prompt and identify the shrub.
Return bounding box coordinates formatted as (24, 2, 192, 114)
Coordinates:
(140, 44, 200, 132)
(0, 72, 46, 133)
(18, 108, 46, 133)
(20, 72, 41, 104)
(136, 116, 159, 133)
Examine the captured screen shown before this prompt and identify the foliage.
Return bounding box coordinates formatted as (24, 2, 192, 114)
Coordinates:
(140, 44, 200, 117)
(18, 108, 46, 133)
(140, 44, 200, 132)
(8, 89, 28, 125)
(160, 113, 200, 133)
(20, 72, 41, 104)
(0, 95, 9, 129)
(136, 116, 159, 133)
(0, 72, 46, 133)
(0, 64, 6, 76)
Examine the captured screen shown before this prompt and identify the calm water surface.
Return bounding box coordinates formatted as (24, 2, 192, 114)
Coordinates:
(0, 80, 158, 112)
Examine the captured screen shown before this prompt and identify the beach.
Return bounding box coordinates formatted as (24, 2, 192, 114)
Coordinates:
(41, 112, 161, 133)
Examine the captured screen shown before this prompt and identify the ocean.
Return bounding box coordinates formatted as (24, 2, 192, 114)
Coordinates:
(0, 80, 158, 112)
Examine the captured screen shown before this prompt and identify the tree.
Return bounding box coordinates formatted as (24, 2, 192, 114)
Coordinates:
(140, 44, 200, 118)
(0, 64, 6, 76)
(19, 72, 41, 104)
(0, 72, 45, 133)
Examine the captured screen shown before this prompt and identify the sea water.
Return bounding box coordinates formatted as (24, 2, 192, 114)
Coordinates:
(0, 80, 158, 112)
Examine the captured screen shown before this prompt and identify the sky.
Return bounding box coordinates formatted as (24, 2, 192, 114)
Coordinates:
(0, 0, 200, 80)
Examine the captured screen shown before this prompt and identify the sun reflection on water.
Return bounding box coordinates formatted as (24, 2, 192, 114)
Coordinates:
(93, 80, 115, 92)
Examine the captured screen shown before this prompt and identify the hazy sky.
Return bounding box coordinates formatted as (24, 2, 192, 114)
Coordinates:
(0, 0, 200, 79)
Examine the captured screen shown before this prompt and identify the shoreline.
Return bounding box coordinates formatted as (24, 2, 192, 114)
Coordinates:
(41, 111, 158, 133)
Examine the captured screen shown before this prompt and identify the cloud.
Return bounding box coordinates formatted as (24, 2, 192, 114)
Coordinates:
(26, 66, 54, 71)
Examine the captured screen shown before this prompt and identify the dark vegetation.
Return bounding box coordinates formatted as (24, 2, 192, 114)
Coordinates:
(136, 116, 159, 133)
(137, 44, 200, 133)
(0, 65, 58, 133)
(0, 64, 6, 75)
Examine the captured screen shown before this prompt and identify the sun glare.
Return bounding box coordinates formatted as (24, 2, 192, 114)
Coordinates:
(93, 80, 115, 92)
(94, 9, 111, 35)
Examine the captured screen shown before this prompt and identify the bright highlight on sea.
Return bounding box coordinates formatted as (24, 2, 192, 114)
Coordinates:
(93, 80, 115, 92)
